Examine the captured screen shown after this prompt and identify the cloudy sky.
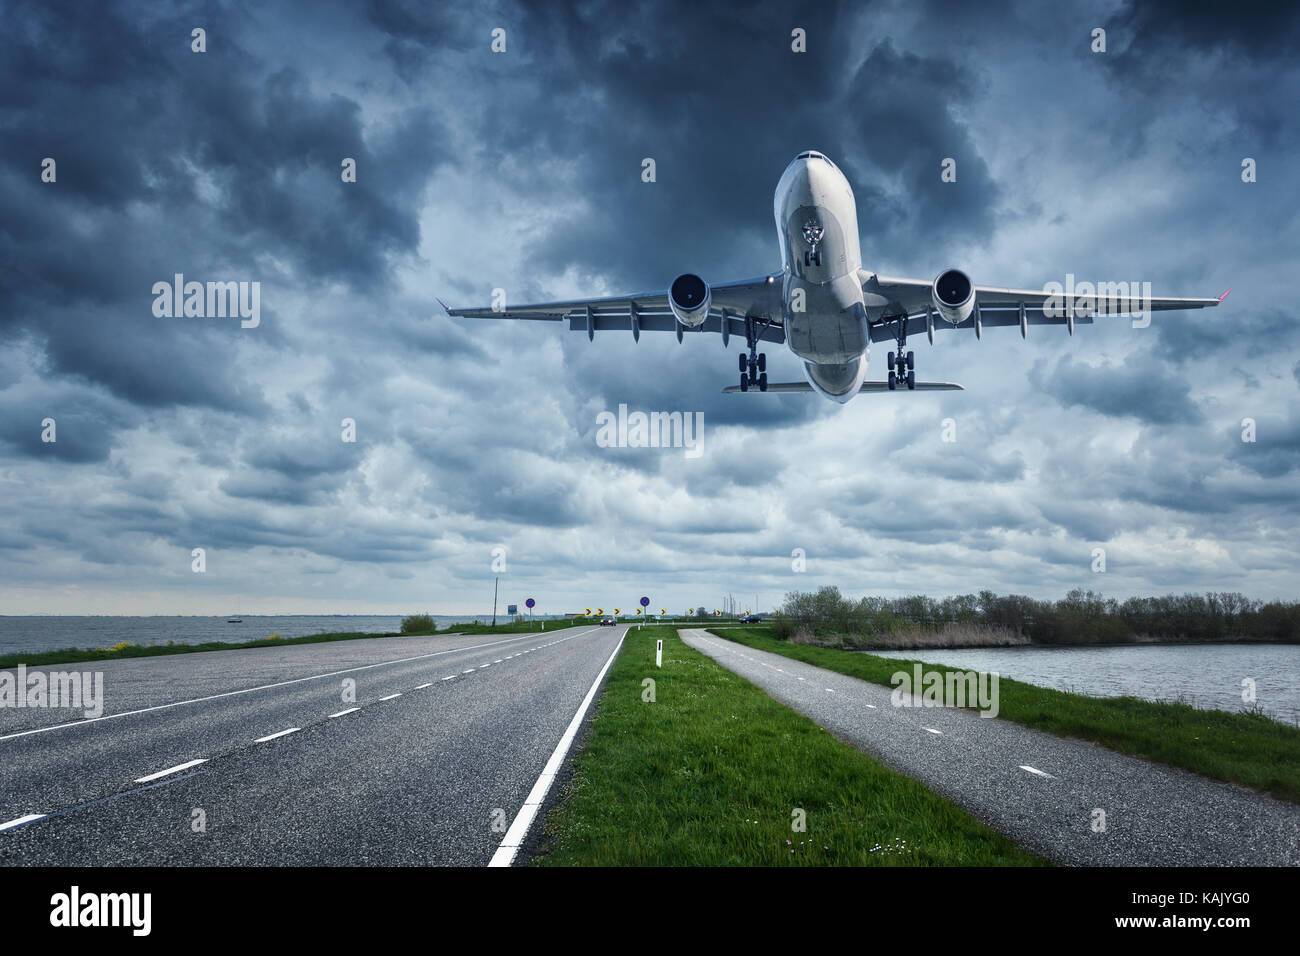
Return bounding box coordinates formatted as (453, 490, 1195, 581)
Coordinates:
(2, 0, 1296, 617)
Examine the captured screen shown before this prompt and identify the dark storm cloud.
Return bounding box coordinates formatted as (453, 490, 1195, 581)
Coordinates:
(1, 0, 1297, 612)
(1028, 355, 1204, 425)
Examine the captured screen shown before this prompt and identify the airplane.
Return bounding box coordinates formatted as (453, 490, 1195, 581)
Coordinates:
(442, 151, 1228, 404)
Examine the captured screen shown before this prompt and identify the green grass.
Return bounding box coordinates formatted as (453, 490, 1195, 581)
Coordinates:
(0, 630, 421, 668)
(536, 626, 1045, 866)
(713, 627, 1300, 804)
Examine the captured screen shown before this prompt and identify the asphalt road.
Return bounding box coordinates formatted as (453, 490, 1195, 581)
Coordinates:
(0, 625, 626, 865)
(680, 628, 1300, 866)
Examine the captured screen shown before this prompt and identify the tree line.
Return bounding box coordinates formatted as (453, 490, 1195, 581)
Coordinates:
(773, 586, 1299, 645)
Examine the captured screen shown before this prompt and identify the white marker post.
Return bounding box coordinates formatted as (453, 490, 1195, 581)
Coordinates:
(656, 639, 662, 668)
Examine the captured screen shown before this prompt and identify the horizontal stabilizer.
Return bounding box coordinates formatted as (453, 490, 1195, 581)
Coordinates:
(723, 380, 964, 394)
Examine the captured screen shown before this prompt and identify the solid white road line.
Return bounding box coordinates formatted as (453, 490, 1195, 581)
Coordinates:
(0, 813, 48, 832)
(489, 633, 626, 868)
(0, 629, 602, 743)
(379, 693, 402, 701)
(329, 707, 360, 718)
(254, 728, 300, 743)
(1020, 765, 1056, 779)
(134, 759, 207, 783)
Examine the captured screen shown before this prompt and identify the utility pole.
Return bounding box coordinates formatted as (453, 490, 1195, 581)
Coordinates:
(491, 577, 498, 627)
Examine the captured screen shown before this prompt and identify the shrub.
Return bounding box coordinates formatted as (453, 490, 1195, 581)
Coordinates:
(400, 613, 435, 634)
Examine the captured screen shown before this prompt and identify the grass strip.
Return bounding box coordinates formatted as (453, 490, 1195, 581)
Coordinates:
(712, 627, 1300, 804)
(536, 626, 1045, 866)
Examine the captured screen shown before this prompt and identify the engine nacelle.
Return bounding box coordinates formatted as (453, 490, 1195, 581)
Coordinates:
(931, 268, 974, 324)
(669, 273, 711, 328)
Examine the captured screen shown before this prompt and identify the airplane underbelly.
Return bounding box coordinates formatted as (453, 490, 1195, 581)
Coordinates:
(784, 283, 870, 363)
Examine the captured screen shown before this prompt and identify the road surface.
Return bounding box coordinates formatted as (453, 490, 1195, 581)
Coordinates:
(0, 624, 625, 865)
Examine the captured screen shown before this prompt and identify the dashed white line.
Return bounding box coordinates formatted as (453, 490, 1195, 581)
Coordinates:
(493, 659, 503, 664)
(379, 693, 402, 701)
(254, 728, 300, 743)
(924, 727, 943, 735)
(134, 759, 207, 783)
(865, 703, 876, 709)
(441, 676, 455, 681)
(414, 683, 433, 689)
(329, 707, 360, 718)
(1019, 765, 1056, 779)
(462, 669, 476, 674)
(0, 630, 596, 743)
(0, 813, 48, 832)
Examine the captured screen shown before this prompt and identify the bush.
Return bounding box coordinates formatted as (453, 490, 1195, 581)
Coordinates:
(400, 613, 435, 634)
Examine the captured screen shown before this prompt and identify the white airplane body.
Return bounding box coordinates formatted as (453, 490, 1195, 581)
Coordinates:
(445, 152, 1227, 404)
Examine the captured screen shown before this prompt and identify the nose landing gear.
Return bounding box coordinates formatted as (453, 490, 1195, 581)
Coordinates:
(801, 222, 824, 268)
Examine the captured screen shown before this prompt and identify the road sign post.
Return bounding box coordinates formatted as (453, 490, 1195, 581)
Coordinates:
(640, 595, 649, 630)
(526, 597, 535, 629)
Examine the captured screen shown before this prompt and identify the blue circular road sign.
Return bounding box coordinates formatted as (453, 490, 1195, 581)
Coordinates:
(525, 598, 535, 608)
(640, 596, 650, 607)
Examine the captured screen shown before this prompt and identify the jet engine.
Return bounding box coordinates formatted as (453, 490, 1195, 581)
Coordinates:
(931, 268, 975, 324)
(668, 273, 711, 328)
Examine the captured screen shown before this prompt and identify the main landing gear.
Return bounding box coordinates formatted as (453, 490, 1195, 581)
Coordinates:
(885, 315, 916, 391)
(738, 316, 769, 392)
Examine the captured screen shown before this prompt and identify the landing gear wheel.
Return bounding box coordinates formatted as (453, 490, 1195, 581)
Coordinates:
(759, 372, 768, 392)
(906, 351, 915, 370)
(887, 351, 896, 371)
(907, 369, 916, 390)
(757, 353, 766, 372)
(888, 371, 897, 391)
(739, 373, 749, 392)
(739, 353, 748, 374)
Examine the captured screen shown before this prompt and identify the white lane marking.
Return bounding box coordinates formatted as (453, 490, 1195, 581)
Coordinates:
(865, 703, 876, 709)
(379, 693, 402, 701)
(414, 683, 433, 689)
(254, 727, 300, 743)
(441, 676, 455, 681)
(462, 669, 476, 674)
(134, 758, 207, 783)
(924, 727, 943, 735)
(0, 813, 47, 832)
(0, 628, 604, 743)
(493, 659, 503, 664)
(490, 633, 626, 868)
(1019, 765, 1056, 779)
(797, 677, 806, 681)
(825, 688, 834, 693)
(329, 707, 360, 718)
(479, 664, 491, 669)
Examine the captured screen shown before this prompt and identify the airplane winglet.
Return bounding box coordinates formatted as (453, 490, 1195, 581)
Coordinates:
(1218, 287, 1232, 303)
(435, 296, 451, 316)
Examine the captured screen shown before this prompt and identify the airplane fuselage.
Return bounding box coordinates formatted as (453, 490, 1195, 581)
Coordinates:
(774, 151, 871, 402)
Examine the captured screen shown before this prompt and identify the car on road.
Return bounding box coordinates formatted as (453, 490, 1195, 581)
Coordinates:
(739, 614, 763, 624)
(600, 617, 616, 626)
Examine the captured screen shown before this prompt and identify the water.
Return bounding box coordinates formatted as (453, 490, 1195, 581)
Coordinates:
(874, 643, 1300, 724)
(0, 615, 529, 656)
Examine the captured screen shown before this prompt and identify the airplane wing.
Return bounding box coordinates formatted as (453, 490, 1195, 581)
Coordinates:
(442, 273, 787, 346)
(862, 274, 1229, 344)
(723, 380, 964, 393)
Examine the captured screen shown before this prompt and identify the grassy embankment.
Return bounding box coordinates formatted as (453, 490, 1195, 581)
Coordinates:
(712, 626, 1300, 804)
(536, 626, 1045, 866)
